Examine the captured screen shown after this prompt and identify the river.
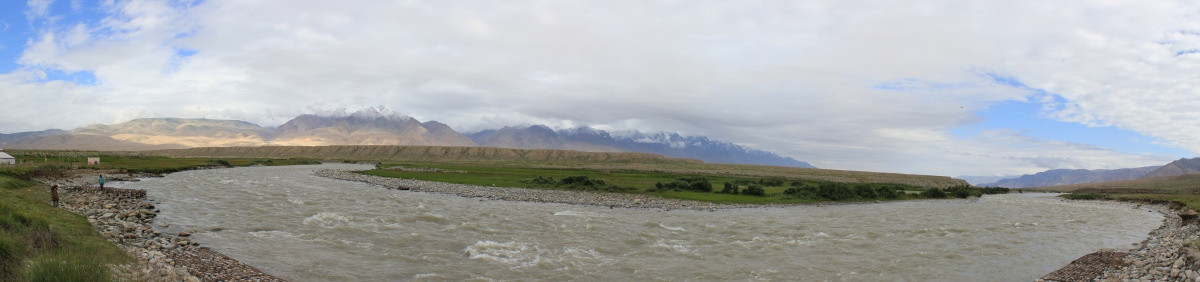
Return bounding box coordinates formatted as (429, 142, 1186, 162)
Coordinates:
(116, 163, 1162, 281)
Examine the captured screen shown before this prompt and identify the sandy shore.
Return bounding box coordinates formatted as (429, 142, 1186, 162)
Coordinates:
(47, 172, 284, 282)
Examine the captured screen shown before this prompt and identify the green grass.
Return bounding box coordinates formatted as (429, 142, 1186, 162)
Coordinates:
(5, 150, 320, 175)
(0, 175, 128, 281)
(1108, 194, 1200, 211)
(362, 162, 939, 204)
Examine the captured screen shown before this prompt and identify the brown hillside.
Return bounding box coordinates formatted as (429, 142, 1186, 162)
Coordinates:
(1035, 174, 1200, 194)
(1142, 157, 1200, 178)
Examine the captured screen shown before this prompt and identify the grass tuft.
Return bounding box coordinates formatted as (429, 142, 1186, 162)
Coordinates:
(25, 254, 111, 282)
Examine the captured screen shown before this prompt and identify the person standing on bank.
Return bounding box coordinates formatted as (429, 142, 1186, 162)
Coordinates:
(99, 174, 105, 190)
(51, 184, 59, 208)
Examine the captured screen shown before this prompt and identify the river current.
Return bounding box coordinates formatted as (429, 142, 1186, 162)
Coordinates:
(116, 164, 1162, 281)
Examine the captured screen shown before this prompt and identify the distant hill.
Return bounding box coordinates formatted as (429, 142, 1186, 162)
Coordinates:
(272, 110, 477, 147)
(1142, 157, 1200, 178)
(153, 145, 687, 164)
(980, 166, 1161, 188)
(467, 125, 620, 152)
(0, 109, 815, 168)
(469, 126, 815, 168)
(1036, 174, 1200, 194)
(956, 175, 1017, 186)
(0, 129, 66, 146)
(78, 118, 272, 147)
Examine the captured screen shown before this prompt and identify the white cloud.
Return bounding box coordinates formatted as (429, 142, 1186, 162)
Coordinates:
(1, 0, 1196, 176)
(25, 0, 54, 20)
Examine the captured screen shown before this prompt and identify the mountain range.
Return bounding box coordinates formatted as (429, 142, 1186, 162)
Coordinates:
(0, 109, 814, 168)
(974, 157, 1200, 188)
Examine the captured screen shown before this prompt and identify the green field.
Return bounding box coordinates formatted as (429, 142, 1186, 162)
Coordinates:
(3, 150, 321, 175)
(361, 162, 1002, 204)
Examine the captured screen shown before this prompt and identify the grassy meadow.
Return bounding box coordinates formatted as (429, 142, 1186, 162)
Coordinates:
(362, 162, 1004, 204)
(0, 174, 127, 281)
(3, 150, 320, 175)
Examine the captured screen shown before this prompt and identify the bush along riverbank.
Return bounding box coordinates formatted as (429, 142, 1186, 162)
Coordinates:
(1041, 203, 1200, 281)
(317, 169, 751, 210)
(50, 173, 285, 281)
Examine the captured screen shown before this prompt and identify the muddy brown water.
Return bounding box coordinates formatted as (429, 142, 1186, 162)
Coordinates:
(117, 164, 1162, 281)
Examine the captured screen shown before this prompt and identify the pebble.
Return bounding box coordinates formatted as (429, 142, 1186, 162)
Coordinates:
(48, 172, 285, 282)
(1043, 203, 1200, 281)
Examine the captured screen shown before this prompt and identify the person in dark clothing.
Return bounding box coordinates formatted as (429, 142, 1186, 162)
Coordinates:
(99, 174, 106, 190)
(51, 184, 59, 208)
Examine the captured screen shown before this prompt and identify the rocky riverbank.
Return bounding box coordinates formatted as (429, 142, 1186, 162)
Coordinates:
(49, 173, 284, 282)
(314, 169, 753, 210)
(1042, 203, 1200, 281)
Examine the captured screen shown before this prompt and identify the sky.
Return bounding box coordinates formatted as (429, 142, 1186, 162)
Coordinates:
(1, 0, 1198, 177)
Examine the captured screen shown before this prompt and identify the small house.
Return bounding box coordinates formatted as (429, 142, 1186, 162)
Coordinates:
(87, 157, 100, 165)
(0, 151, 14, 165)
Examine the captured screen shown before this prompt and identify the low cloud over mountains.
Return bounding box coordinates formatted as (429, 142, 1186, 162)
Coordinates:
(0, 109, 813, 168)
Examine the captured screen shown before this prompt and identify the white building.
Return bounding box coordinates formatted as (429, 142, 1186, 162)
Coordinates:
(0, 151, 14, 165)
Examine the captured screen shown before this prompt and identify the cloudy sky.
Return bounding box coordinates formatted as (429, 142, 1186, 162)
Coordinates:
(1, 0, 1198, 177)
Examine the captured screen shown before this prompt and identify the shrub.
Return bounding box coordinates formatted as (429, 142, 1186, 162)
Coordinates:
(601, 185, 639, 193)
(653, 177, 712, 193)
(854, 184, 877, 199)
(757, 178, 786, 187)
(921, 188, 947, 198)
(783, 185, 815, 198)
(979, 187, 1011, 194)
(720, 182, 739, 194)
(529, 176, 556, 186)
(944, 185, 980, 198)
(815, 182, 855, 201)
(875, 185, 900, 199)
(742, 185, 766, 196)
(559, 176, 605, 187)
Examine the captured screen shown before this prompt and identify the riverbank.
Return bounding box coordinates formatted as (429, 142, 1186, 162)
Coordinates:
(316, 169, 762, 210)
(1042, 202, 1200, 281)
(49, 172, 284, 281)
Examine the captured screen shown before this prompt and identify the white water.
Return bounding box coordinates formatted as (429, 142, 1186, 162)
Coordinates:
(118, 164, 1162, 281)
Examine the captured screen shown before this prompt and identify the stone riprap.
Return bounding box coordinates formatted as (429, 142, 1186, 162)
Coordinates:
(51, 173, 284, 282)
(1042, 204, 1200, 281)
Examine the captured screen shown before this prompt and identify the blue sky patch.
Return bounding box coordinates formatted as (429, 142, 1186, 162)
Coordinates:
(951, 95, 1191, 157)
(39, 68, 97, 85)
